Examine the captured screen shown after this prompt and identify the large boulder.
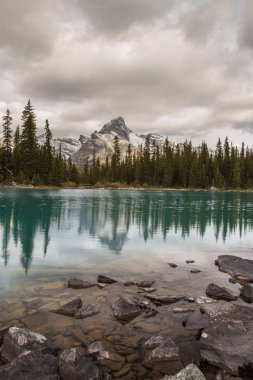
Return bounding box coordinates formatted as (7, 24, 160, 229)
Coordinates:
(112, 295, 142, 322)
(215, 255, 253, 284)
(1, 327, 56, 363)
(59, 348, 100, 380)
(206, 283, 238, 301)
(0, 352, 59, 380)
(200, 302, 253, 376)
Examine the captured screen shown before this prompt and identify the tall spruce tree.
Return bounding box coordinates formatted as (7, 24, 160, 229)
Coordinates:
(20, 100, 38, 181)
(2, 109, 13, 181)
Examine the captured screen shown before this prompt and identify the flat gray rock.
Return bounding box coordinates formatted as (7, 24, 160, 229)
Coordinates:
(200, 302, 253, 376)
(1, 327, 55, 363)
(215, 255, 253, 284)
(75, 304, 99, 319)
(144, 294, 185, 305)
(67, 278, 97, 289)
(206, 283, 238, 301)
(59, 348, 100, 380)
(97, 275, 117, 284)
(0, 352, 59, 380)
(112, 295, 142, 322)
(54, 298, 82, 317)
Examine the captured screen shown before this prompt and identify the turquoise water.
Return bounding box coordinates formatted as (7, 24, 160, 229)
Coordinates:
(0, 189, 253, 280)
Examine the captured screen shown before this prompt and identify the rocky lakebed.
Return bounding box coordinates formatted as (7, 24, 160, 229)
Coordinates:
(0, 255, 253, 379)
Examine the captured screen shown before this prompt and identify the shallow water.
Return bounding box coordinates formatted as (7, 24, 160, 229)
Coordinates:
(0, 189, 253, 378)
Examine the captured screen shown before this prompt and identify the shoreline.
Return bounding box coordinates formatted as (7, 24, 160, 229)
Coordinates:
(1, 184, 253, 193)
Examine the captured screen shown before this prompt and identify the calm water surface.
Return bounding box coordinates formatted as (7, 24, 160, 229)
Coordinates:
(1, 189, 253, 379)
(0, 189, 253, 285)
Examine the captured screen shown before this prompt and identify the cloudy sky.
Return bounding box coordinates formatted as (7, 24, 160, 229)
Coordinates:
(0, 0, 253, 147)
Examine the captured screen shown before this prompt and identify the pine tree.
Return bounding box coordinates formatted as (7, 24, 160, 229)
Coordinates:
(1, 109, 13, 181)
(20, 100, 38, 181)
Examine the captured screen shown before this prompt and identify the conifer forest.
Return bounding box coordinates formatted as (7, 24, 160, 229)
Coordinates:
(1, 101, 253, 189)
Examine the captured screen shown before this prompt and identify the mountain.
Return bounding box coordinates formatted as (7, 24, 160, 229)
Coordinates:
(73, 116, 179, 168)
(38, 117, 180, 168)
(37, 135, 83, 160)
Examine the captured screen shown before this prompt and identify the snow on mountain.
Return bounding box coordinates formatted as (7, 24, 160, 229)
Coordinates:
(28, 117, 180, 167)
(37, 135, 83, 160)
(73, 116, 172, 168)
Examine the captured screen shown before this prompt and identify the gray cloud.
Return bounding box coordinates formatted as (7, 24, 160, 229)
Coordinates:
(0, 0, 253, 148)
(72, 0, 176, 34)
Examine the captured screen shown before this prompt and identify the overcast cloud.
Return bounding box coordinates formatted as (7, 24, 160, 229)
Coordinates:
(0, 0, 253, 147)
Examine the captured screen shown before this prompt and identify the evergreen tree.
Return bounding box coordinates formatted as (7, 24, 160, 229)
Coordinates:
(20, 100, 38, 181)
(1, 109, 13, 181)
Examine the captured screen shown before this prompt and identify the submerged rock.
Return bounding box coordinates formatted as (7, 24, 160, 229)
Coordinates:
(144, 336, 164, 349)
(190, 269, 201, 274)
(97, 283, 106, 289)
(0, 352, 59, 380)
(123, 281, 136, 286)
(97, 275, 117, 284)
(136, 280, 155, 288)
(206, 283, 238, 301)
(138, 287, 156, 293)
(59, 348, 100, 380)
(200, 301, 253, 376)
(97, 350, 125, 372)
(215, 255, 253, 284)
(144, 294, 185, 305)
(87, 341, 104, 356)
(54, 298, 82, 317)
(1, 327, 56, 363)
(186, 260, 195, 264)
(67, 278, 97, 289)
(75, 304, 99, 319)
(146, 338, 181, 374)
(216, 369, 243, 379)
(240, 283, 253, 303)
(172, 307, 195, 314)
(168, 263, 178, 268)
(160, 363, 206, 379)
(112, 295, 142, 322)
(150, 338, 179, 361)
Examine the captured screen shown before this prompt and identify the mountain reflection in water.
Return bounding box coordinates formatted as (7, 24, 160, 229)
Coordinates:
(0, 189, 253, 272)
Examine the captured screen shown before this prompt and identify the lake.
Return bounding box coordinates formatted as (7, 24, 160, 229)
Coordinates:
(0, 189, 253, 378)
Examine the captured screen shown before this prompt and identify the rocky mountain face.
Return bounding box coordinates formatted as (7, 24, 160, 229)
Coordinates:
(38, 117, 178, 168)
(37, 135, 82, 160)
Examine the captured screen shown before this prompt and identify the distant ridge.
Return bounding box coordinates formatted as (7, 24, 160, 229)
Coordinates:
(38, 117, 180, 168)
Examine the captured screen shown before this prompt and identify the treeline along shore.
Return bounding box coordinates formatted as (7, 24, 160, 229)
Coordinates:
(1, 101, 253, 189)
